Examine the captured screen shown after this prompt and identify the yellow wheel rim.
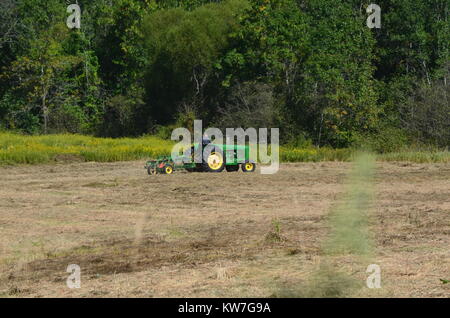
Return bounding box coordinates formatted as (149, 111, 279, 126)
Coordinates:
(245, 163, 254, 171)
(165, 166, 173, 174)
(207, 152, 223, 170)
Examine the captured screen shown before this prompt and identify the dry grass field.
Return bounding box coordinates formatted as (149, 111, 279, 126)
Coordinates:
(0, 161, 448, 297)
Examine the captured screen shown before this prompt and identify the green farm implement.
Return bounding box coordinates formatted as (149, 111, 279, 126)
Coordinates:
(144, 142, 256, 175)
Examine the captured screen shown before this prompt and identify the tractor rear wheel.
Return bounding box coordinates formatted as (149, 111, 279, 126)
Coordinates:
(242, 162, 256, 173)
(202, 150, 225, 173)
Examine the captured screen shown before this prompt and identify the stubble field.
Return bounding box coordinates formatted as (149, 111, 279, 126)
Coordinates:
(0, 161, 448, 297)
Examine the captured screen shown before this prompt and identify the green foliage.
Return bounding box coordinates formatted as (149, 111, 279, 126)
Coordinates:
(1, 0, 104, 134)
(399, 80, 449, 147)
(0, 0, 448, 151)
(214, 82, 278, 129)
(221, 0, 309, 85)
(0, 91, 40, 133)
(374, 0, 450, 148)
(100, 93, 144, 137)
(219, 0, 382, 147)
(154, 125, 178, 140)
(141, 0, 249, 124)
(374, 0, 449, 81)
(296, 0, 380, 146)
(95, 0, 150, 93)
(353, 125, 409, 153)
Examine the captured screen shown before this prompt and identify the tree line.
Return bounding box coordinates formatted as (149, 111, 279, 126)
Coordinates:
(0, 0, 448, 150)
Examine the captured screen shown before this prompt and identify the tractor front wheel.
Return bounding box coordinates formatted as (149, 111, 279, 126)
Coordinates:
(242, 162, 256, 173)
(163, 164, 174, 175)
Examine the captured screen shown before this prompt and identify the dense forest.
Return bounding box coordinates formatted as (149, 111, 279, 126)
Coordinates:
(0, 0, 448, 150)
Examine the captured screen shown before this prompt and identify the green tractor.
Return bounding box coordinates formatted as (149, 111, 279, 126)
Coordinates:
(145, 140, 256, 175)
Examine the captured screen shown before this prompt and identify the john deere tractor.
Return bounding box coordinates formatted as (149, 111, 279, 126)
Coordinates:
(145, 140, 256, 175)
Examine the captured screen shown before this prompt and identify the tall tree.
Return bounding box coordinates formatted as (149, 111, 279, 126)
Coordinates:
(141, 0, 249, 127)
(4, 24, 82, 133)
